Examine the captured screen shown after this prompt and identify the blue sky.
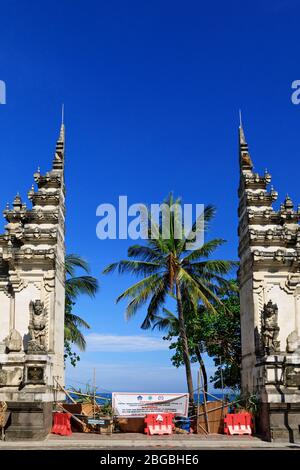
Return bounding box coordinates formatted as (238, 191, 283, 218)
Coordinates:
(0, 0, 300, 392)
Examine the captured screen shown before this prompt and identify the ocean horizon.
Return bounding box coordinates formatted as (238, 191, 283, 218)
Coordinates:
(68, 391, 230, 405)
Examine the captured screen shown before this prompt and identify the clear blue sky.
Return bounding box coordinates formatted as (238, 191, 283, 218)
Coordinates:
(0, 0, 300, 392)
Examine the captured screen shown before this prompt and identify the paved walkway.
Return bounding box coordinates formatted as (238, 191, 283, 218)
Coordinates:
(0, 433, 299, 449)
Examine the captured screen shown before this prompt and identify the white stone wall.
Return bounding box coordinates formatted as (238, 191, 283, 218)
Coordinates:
(0, 291, 11, 342)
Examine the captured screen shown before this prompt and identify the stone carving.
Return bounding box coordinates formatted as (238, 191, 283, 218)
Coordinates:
(261, 300, 280, 355)
(3, 367, 23, 387)
(0, 367, 7, 386)
(4, 329, 22, 352)
(241, 152, 253, 169)
(27, 300, 47, 354)
(286, 330, 300, 353)
(285, 366, 300, 387)
(25, 366, 45, 385)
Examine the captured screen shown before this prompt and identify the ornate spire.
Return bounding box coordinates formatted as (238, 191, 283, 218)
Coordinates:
(239, 110, 246, 145)
(59, 104, 65, 141)
(284, 194, 294, 211)
(52, 106, 65, 171)
(239, 111, 253, 172)
(13, 193, 22, 210)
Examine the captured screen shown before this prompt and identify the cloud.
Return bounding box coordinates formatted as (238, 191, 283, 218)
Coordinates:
(65, 360, 217, 393)
(66, 362, 182, 392)
(85, 333, 169, 352)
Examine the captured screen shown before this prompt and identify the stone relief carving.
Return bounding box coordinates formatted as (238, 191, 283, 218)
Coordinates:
(285, 366, 300, 387)
(286, 330, 300, 353)
(27, 300, 47, 354)
(4, 329, 22, 353)
(43, 271, 55, 292)
(25, 365, 45, 385)
(261, 300, 280, 355)
(9, 275, 28, 293)
(0, 367, 7, 387)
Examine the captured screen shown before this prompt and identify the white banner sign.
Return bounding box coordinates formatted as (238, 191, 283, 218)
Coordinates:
(112, 392, 189, 417)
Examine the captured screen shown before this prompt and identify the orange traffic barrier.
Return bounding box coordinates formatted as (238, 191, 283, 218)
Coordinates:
(52, 411, 72, 436)
(224, 412, 254, 436)
(144, 413, 175, 435)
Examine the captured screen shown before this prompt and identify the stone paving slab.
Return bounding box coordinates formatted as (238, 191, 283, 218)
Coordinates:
(0, 433, 299, 449)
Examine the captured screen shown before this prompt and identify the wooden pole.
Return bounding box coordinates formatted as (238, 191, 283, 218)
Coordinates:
(204, 390, 225, 402)
(196, 396, 245, 417)
(65, 390, 109, 402)
(200, 367, 210, 433)
(198, 422, 209, 435)
(54, 379, 90, 416)
(196, 369, 200, 434)
(93, 368, 96, 419)
(55, 403, 87, 429)
(188, 394, 256, 420)
(220, 358, 225, 419)
(54, 378, 77, 404)
(192, 386, 225, 403)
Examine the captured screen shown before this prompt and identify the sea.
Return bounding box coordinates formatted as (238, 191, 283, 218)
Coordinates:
(68, 392, 228, 405)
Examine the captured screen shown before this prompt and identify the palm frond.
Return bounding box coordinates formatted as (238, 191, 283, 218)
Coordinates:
(140, 275, 169, 329)
(66, 275, 99, 300)
(65, 325, 87, 351)
(64, 253, 99, 356)
(127, 245, 163, 262)
(179, 204, 216, 253)
(188, 259, 238, 276)
(178, 267, 220, 313)
(151, 308, 178, 332)
(116, 274, 161, 303)
(66, 254, 90, 277)
(181, 239, 227, 264)
(65, 312, 91, 330)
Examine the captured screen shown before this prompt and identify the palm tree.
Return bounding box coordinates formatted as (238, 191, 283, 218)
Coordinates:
(103, 195, 235, 402)
(65, 254, 99, 351)
(151, 307, 208, 395)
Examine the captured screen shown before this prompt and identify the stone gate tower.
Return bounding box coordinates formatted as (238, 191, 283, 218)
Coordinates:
(0, 122, 66, 439)
(238, 120, 300, 441)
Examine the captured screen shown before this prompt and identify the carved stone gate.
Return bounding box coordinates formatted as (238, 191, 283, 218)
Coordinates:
(238, 121, 300, 442)
(0, 122, 66, 439)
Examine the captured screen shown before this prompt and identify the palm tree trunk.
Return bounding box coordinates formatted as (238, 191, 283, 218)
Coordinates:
(195, 345, 208, 395)
(175, 279, 194, 404)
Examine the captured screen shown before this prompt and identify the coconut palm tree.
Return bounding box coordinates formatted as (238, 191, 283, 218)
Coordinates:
(151, 306, 209, 395)
(65, 254, 99, 351)
(103, 195, 236, 402)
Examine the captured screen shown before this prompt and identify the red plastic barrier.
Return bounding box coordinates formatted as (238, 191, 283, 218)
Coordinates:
(224, 412, 254, 436)
(52, 412, 72, 436)
(144, 413, 175, 435)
